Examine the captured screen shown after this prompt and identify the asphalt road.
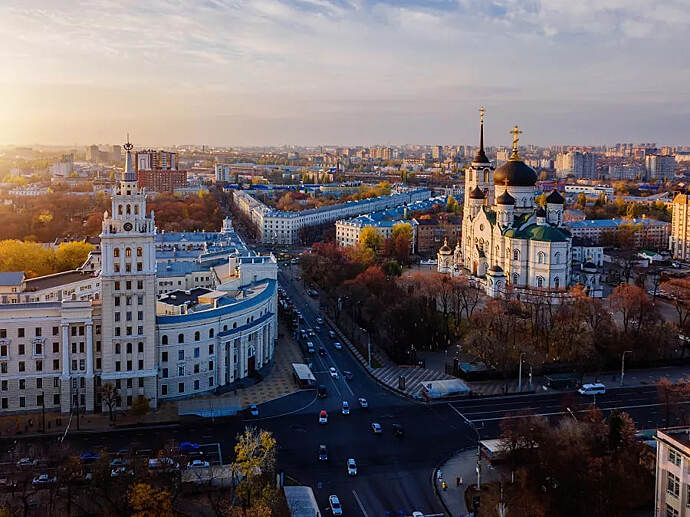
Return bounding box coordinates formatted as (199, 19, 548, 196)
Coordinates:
(3, 261, 684, 516)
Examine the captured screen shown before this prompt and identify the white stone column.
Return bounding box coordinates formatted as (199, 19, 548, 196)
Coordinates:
(61, 323, 70, 377)
(86, 322, 93, 376)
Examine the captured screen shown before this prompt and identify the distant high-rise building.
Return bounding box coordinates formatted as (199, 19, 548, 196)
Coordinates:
(215, 163, 232, 183)
(671, 192, 690, 260)
(431, 145, 443, 160)
(135, 149, 186, 192)
(555, 151, 597, 179)
(86, 144, 101, 162)
(645, 154, 676, 181)
(49, 154, 74, 177)
(111, 145, 121, 162)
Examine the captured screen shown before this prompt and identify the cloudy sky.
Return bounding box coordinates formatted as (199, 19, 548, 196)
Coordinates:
(1, 0, 689, 147)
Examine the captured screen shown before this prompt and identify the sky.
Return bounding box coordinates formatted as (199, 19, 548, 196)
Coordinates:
(1, 0, 689, 147)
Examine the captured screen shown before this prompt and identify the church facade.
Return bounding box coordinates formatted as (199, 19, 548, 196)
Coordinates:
(439, 110, 575, 298)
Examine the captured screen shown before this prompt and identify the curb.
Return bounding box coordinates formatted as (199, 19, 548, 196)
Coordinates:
(5, 422, 181, 441)
(433, 448, 474, 517)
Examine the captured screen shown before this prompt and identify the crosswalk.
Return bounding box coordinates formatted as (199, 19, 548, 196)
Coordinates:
(372, 365, 455, 398)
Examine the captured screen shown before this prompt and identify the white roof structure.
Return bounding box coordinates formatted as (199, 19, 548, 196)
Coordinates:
(420, 378, 470, 399)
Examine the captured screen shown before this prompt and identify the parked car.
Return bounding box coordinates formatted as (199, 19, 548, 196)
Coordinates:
(179, 441, 200, 453)
(319, 410, 328, 424)
(109, 457, 129, 468)
(342, 401, 350, 415)
(32, 474, 56, 486)
(248, 404, 259, 417)
(16, 457, 38, 467)
(329, 495, 343, 516)
(347, 458, 357, 476)
(392, 423, 404, 437)
(329, 367, 339, 379)
(371, 422, 382, 434)
(80, 452, 99, 463)
(333, 341, 342, 350)
(358, 397, 368, 408)
(110, 467, 133, 478)
(318, 445, 328, 461)
(187, 459, 211, 469)
(148, 457, 179, 470)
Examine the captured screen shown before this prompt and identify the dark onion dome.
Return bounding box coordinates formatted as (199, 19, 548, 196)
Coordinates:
(489, 264, 504, 273)
(583, 261, 597, 270)
(493, 159, 538, 187)
(469, 186, 485, 199)
(536, 206, 546, 217)
(545, 189, 565, 204)
(439, 238, 452, 254)
(496, 190, 515, 205)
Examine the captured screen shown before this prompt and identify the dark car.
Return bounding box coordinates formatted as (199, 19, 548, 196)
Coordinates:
(318, 346, 326, 356)
(80, 451, 99, 463)
(392, 424, 404, 437)
(317, 385, 328, 399)
(179, 441, 200, 453)
(343, 370, 353, 381)
(318, 445, 328, 461)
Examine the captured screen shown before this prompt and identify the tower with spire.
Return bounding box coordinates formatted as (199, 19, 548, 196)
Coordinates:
(99, 138, 159, 411)
(464, 106, 495, 211)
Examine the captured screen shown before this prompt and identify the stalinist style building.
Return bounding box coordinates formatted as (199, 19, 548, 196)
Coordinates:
(439, 109, 575, 297)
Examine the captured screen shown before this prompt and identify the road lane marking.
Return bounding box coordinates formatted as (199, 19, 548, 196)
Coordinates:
(352, 489, 370, 517)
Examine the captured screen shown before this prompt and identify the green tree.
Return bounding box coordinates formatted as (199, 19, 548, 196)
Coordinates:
(131, 395, 150, 418)
(576, 192, 587, 208)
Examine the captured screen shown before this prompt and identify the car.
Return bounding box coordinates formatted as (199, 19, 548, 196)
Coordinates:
(187, 459, 211, 469)
(392, 423, 404, 437)
(117, 447, 130, 456)
(328, 330, 336, 339)
(329, 495, 343, 516)
(343, 370, 353, 381)
(110, 457, 129, 468)
(329, 367, 339, 379)
(342, 401, 350, 415)
(318, 346, 327, 356)
(179, 441, 200, 453)
(358, 397, 368, 408)
(80, 451, 99, 463)
(333, 341, 342, 350)
(578, 383, 606, 396)
(308, 329, 315, 337)
(248, 404, 259, 417)
(319, 410, 328, 424)
(148, 457, 179, 470)
(317, 385, 328, 398)
(347, 458, 357, 476)
(314, 325, 321, 333)
(412, 512, 424, 517)
(316, 317, 324, 325)
(32, 474, 56, 486)
(318, 445, 328, 461)
(307, 342, 315, 353)
(16, 457, 38, 467)
(371, 422, 382, 434)
(110, 467, 133, 478)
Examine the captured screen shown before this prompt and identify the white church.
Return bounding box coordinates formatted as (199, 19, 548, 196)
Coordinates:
(439, 109, 599, 298)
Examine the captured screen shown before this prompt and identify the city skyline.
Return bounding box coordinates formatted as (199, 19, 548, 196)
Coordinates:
(2, 0, 690, 146)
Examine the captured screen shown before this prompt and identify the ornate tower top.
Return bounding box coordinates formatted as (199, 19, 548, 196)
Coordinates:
(122, 135, 137, 182)
(473, 106, 489, 164)
(509, 125, 523, 161)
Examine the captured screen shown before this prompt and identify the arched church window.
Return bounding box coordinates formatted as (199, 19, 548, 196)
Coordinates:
(134, 205, 139, 215)
(484, 171, 488, 182)
(496, 245, 500, 256)
(554, 252, 560, 264)
(513, 273, 519, 284)
(125, 248, 132, 257)
(513, 249, 519, 261)
(113, 248, 120, 258)
(538, 252, 544, 264)
(537, 276, 544, 288)
(118, 205, 123, 215)
(137, 247, 143, 257)
(126, 204, 131, 215)
(554, 276, 560, 289)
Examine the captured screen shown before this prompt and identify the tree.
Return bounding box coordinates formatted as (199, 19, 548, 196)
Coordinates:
(128, 483, 173, 517)
(661, 278, 690, 331)
(232, 427, 277, 507)
(575, 192, 587, 208)
(358, 227, 383, 252)
(131, 396, 150, 418)
(607, 284, 652, 335)
(0, 239, 55, 278)
(54, 241, 94, 271)
(100, 383, 120, 423)
(382, 259, 402, 277)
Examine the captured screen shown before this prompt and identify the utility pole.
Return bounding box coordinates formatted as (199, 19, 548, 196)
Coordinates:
(41, 391, 45, 433)
(518, 352, 526, 392)
(621, 350, 632, 386)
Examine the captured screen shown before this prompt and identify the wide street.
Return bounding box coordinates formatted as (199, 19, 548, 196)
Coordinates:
(3, 260, 686, 516)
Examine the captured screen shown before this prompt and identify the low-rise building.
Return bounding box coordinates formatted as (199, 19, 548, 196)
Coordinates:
(567, 218, 670, 249)
(655, 428, 690, 517)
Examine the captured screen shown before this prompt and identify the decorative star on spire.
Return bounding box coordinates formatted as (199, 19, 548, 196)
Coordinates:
(124, 132, 133, 151)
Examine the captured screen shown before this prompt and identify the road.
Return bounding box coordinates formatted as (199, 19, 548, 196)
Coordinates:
(2, 260, 685, 516)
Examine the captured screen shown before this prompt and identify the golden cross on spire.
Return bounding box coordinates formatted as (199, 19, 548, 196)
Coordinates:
(509, 124, 522, 159)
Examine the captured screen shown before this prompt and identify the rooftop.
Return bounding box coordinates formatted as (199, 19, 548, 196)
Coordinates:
(24, 270, 95, 292)
(0, 271, 25, 286)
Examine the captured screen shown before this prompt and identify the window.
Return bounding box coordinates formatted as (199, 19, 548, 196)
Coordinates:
(36, 360, 42, 372)
(53, 359, 59, 370)
(554, 252, 560, 264)
(537, 276, 544, 288)
(18, 344, 25, 355)
(19, 396, 25, 408)
(52, 326, 59, 336)
(209, 376, 214, 387)
(125, 247, 132, 257)
(53, 342, 59, 353)
(194, 380, 200, 390)
(53, 394, 60, 406)
(79, 359, 85, 370)
(209, 360, 214, 371)
(18, 328, 24, 338)
(127, 360, 132, 370)
(115, 343, 121, 354)
(554, 277, 560, 289)
(537, 252, 545, 264)
(194, 331, 200, 341)
(194, 347, 200, 358)
(178, 382, 185, 393)
(18, 361, 25, 372)
(162, 335, 168, 345)
(669, 448, 682, 466)
(178, 365, 185, 376)
(136, 247, 143, 257)
(0, 345, 6, 358)
(19, 379, 25, 390)
(209, 329, 214, 338)
(138, 378, 144, 388)
(178, 333, 184, 344)
(1, 380, 6, 390)
(513, 249, 519, 261)
(34, 342, 42, 355)
(194, 363, 200, 374)
(115, 296, 120, 306)
(138, 342, 143, 353)
(1, 398, 6, 409)
(137, 294, 143, 304)
(127, 342, 132, 354)
(54, 377, 60, 387)
(96, 358, 101, 369)
(667, 503, 679, 517)
(162, 351, 168, 362)
(138, 360, 143, 370)
(137, 311, 143, 321)
(137, 282, 143, 291)
(114, 312, 120, 322)
(115, 281, 120, 290)
(209, 344, 214, 355)
(178, 350, 184, 361)
(161, 384, 168, 396)
(668, 472, 680, 498)
(127, 378, 133, 388)
(114, 248, 120, 258)
(35, 327, 41, 337)
(115, 361, 121, 372)
(126, 281, 131, 290)
(162, 368, 168, 378)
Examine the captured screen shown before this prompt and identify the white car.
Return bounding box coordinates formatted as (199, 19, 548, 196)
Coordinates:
(342, 401, 350, 415)
(329, 367, 339, 379)
(110, 467, 133, 477)
(578, 383, 606, 395)
(148, 457, 179, 470)
(32, 474, 56, 486)
(334, 341, 342, 350)
(316, 317, 324, 325)
(17, 457, 38, 467)
(358, 397, 368, 408)
(187, 459, 211, 469)
(329, 495, 343, 516)
(347, 458, 357, 476)
(329, 331, 337, 339)
(371, 422, 382, 434)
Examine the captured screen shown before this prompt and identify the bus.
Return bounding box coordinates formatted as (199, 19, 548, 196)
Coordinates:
(292, 363, 316, 389)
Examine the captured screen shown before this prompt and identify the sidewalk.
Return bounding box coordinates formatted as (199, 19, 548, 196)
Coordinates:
(435, 449, 501, 515)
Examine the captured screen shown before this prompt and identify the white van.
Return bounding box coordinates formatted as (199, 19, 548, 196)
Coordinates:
(578, 383, 606, 395)
(307, 341, 315, 353)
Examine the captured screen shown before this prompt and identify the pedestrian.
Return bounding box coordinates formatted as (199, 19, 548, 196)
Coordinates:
(437, 469, 442, 481)
(456, 476, 461, 487)
(442, 480, 447, 491)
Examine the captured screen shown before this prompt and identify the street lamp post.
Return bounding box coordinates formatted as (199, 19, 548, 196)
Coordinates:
(621, 350, 632, 387)
(518, 352, 526, 393)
